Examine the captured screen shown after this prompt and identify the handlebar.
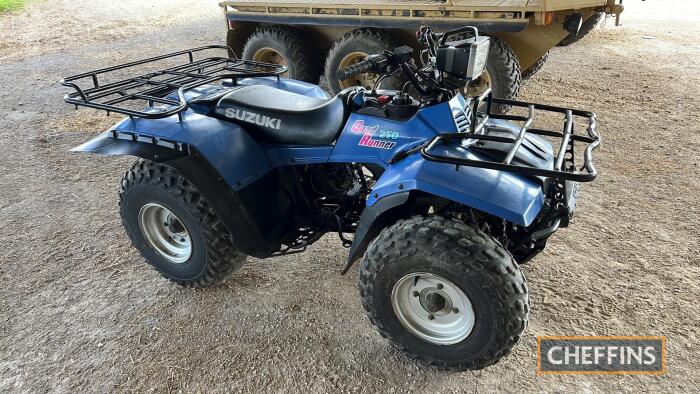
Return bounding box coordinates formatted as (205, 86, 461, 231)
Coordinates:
(337, 54, 387, 81)
(337, 46, 413, 82)
(335, 26, 484, 98)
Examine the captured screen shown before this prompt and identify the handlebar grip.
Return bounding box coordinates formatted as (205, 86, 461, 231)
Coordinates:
(337, 57, 375, 81)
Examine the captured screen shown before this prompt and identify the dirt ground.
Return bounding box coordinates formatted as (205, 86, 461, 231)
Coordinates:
(1, 0, 699, 392)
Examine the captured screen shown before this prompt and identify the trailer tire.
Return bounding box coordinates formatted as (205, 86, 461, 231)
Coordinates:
(119, 160, 247, 288)
(242, 26, 319, 83)
(468, 36, 521, 113)
(324, 28, 402, 94)
(558, 12, 605, 47)
(359, 215, 529, 371)
(521, 51, 549, 80)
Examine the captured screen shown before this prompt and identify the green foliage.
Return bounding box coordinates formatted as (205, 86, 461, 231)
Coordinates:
(0, 0, 27, 13)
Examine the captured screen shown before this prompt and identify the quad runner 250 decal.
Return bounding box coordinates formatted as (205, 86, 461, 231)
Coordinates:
(225, 108, 282, 130)
(351, 120, 398, 150)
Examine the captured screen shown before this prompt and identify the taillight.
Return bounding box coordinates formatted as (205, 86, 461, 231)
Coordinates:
(544, 11, 554, 25)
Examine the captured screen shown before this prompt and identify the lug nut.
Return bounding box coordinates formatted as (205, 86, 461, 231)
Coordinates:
(180, 238, 186, 242)
(428, 314, 435, 320)
(452, 308, 459, 313)
(436, 283, 443, 290)
(412, 291, 419, 297)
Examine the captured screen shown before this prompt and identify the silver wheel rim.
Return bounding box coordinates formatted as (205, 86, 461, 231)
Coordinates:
(138, 203, 192, 264)
(391, 272, 475, 345)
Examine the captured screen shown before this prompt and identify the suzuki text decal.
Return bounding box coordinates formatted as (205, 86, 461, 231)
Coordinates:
(351, 120, 398, 150)
(224, 108, 282, 130)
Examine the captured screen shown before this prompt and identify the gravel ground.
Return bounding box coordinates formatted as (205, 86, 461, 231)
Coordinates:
(1, 0, 699, 392)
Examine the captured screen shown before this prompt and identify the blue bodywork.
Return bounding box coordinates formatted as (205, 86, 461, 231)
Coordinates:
(75, 77, 546, 227)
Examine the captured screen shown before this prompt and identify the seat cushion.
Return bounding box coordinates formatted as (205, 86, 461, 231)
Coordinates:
(215, 85, 346, 145)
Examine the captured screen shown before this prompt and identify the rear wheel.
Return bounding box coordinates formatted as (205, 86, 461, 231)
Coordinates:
(324, 28, 402, 93)
(521, 51, 549, 80)
(558, 12, 605, 47)
(119, 160, 247, 287)
(242, 26, 319, 82)
(359, 215, 529, 371)
(467, 36, 521, 113)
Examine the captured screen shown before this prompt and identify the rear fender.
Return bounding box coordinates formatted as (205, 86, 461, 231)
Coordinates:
(70, 113, 281, 258)
(73, 112, 272, 190)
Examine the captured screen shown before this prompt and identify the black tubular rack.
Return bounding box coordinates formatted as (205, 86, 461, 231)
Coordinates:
(61, 45, 287, 119)
(421, 89, 601, 182)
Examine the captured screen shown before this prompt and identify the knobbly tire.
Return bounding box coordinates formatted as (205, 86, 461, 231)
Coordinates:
(324, 28, 403, 94)
(558, 12, 605, 47)
(486, 36, 521, 103)
(521, 51, 549, 80)
(242, 26, 319, 82)
(359, 215, 529, 371)
(468, 36, 521, 113)
(119, 160, 247, 287)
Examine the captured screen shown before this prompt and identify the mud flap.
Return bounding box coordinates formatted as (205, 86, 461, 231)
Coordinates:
(342, 191, 410, 274)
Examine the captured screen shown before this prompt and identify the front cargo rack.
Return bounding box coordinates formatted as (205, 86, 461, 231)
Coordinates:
(61, 45, 287, 119)
(421, 89, 601, 182)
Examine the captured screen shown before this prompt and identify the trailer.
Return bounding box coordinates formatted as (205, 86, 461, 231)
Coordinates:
(220, 0, 623, 102)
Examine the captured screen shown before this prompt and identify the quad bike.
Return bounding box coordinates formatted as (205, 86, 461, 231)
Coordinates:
(62, 25, 600, 371)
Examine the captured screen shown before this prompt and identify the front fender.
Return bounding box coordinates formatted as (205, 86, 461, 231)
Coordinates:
(369, 153, 545, 227)
(344, 191, 410, 271)
(343, 153, 545, 269)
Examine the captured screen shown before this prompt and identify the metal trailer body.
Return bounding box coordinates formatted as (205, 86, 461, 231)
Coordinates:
(220, 0, 623, 78)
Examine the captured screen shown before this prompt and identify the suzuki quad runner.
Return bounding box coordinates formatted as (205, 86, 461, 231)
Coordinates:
(63, 26, 600, 370)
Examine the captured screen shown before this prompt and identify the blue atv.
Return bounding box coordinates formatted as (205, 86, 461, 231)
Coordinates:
(63, 26, 600, 370)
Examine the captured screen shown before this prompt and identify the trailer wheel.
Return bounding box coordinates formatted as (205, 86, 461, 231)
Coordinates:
(359, 215, 529, 371)
(467, 36, 521, 113)
(119, 160, 247, 288)
(558, 12, 605, 47)
(242, 26, 319, 83)
(521, 51, 549, 80)
(324, 28, 402, 93)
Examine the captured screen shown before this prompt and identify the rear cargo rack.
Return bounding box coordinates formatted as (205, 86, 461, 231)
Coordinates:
(61, 45, 287, 119)
(421, 89, 601, 182)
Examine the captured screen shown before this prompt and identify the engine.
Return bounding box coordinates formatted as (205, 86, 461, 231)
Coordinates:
(307, 164, 362, 199)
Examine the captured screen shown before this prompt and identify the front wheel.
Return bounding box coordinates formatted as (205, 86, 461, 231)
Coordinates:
(119, 160, 247, 287)
(359, 215, 529, 371)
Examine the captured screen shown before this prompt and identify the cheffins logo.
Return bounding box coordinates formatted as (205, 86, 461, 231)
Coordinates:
(351, 120, 397, 150)
(224, 108, 281, 130)
(537, 336, 666, 375)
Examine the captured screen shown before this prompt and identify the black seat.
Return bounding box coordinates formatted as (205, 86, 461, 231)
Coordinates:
(215, 85, 347, 145)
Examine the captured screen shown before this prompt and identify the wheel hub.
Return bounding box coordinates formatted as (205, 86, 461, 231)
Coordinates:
(138, 203, 192, 264)
(165, 215, 185, 235)
(420, 290, 451, 315)
(391, 272, 475, 345)
(466, 70, 493, 97)
(252, 47, 289, 77)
